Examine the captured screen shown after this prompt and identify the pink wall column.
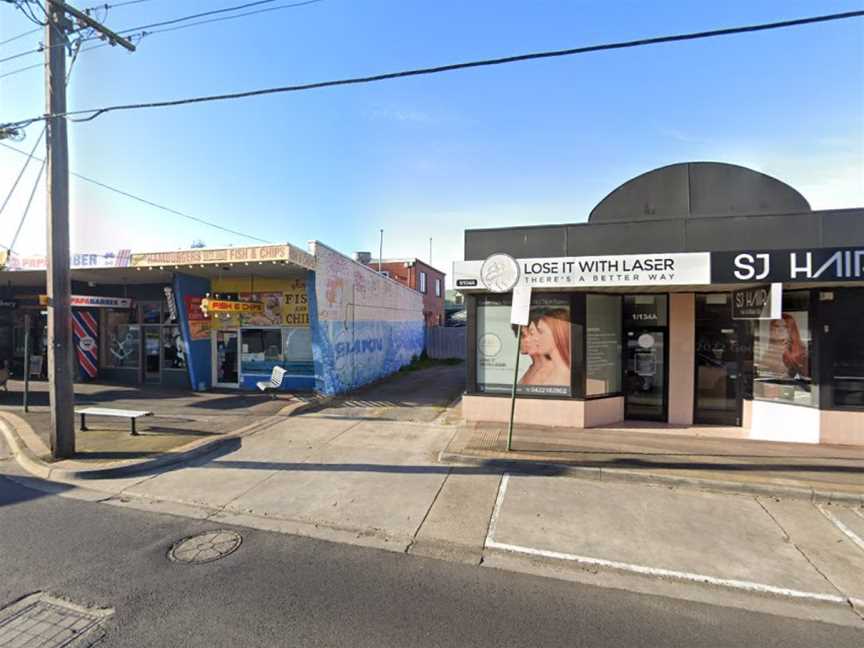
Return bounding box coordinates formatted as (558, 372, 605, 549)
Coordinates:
(668, 293, 695, 425)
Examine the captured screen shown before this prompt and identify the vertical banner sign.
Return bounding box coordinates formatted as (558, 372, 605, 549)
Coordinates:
(71, 310, 98, 378)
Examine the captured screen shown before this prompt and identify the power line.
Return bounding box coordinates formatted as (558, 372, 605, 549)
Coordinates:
(6, 8, 860, 130)
(0, 0, 322, 78)
(0, 60, 43, 79)
(0, 44, 44, 64)
(82, 0, 161, 11)
(4, 41, 82, 254)
(0, 129, 46, 225)
(8, 158, 45, 253)
(120, 1, 326, 41)
(111, 0, 322, 35)
(0, 141, 274, 244)
(0, 26, 40, 47)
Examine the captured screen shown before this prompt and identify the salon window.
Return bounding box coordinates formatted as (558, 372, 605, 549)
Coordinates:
(827, 289, 864, 408)
(752, 291, 816, 407)
(585, 294, 622, 396)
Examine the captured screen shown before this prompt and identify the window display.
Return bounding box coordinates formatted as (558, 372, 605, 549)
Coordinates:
(476, 295, 571, 396)
(753, 291, 815, 406)
(827, 289, 864, 407)
(101, 310, 140, 369)
(586, 295, 622, 396)
(162, 325, 186, 369)
(241, 328, 284, 374)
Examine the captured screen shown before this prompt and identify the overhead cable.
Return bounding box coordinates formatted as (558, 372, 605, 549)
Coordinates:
(5, 8, 861, 130)
(111, 0, 322, 35)
(0, 141, 274, 244)
(0, 26, 41, 47)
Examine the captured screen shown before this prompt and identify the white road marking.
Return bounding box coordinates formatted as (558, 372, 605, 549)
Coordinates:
(483, 472, 863, 608)
(818, 505, 864, 553)
(484, 473, 510, 549)
(485, 539, 863, 607)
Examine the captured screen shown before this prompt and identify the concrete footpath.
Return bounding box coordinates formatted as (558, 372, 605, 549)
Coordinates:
(2, 365, 864, 627)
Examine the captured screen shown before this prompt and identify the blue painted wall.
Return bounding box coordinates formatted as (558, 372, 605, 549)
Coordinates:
(308, 245, 426, 396)
(173, 273, 212, 391)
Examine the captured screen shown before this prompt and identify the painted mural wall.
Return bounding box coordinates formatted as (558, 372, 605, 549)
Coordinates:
(308, 242, 425, 395)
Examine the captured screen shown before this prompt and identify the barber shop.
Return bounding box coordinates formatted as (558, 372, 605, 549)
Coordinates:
(454, 162, 864, 446)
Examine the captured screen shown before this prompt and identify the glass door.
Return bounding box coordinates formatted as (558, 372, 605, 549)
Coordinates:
(213, 329, 239, 387)
(694, 325, 741, 425)
(143, 326, 161, 383)
(624, 328, 666, 421)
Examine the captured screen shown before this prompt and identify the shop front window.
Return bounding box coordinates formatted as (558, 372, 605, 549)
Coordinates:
(753, 291, 815, 406)
(476, 294, 572, 396)
(283, 327, 314, 375)
(586, 295, 622, 396)
(101, 310, 140, 369)
(828, 289, 864, 408)
(141, 302, 161, 324)
(162, 325, 186, 369)
(241, 328, 284, 374)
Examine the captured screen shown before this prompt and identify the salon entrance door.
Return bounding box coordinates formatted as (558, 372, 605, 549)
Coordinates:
(694, 325, 742, 426)
(623, 328, 667, 421)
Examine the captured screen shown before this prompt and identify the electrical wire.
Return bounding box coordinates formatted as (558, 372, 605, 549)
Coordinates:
(7, 8, 861, 130)
(116, 1, 326, 42)
(0, 60, 42, 79)
(4, 41, 80, 254)
(1, 0, 322, 74)
(0, 26, 40, 47)
(0, 129, 46, 225)
(82, 0, 161, 10)
(7, 157, 44, 253)
(0, 141, 274, 244)
(0, 44, 44, 64)
(112, 0, 322, 35)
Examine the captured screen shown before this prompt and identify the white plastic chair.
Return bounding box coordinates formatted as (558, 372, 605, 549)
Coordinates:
(257, 365, 287, 396)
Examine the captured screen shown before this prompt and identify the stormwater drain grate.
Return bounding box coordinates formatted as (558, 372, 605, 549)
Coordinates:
(0, 592, 113, 648)
(168, 530, 242, 564)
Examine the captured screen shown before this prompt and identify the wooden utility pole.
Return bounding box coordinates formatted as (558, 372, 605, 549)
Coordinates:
(43, 1, 134, 458)
(45, 4, 74, 458)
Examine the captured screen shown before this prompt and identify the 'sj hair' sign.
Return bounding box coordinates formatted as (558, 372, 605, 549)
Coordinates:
(712, 247, 864, 283)
(453, 252, 710, 290)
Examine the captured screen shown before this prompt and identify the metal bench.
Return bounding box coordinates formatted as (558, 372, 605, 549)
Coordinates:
(74, 407, 153, 436)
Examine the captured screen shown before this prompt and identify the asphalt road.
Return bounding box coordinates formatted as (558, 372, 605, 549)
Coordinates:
(0, 446, 861, 647)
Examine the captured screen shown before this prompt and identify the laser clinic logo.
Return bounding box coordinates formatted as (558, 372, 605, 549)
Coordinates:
(480, 254, 520, 293)
(478, 333, 502, 358)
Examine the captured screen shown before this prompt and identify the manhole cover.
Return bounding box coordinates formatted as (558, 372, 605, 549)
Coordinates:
(168, 530, 242, 564)
(0, 592, 113, 648)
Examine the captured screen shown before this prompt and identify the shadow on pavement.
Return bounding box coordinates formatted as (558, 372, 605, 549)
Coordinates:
(0, 472, 74, 508)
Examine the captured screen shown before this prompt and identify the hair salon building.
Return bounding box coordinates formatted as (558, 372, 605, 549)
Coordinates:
(454, 162, 864, 447)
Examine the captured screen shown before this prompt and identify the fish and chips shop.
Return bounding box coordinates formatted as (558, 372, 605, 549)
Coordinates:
(0, 241, 426, 395)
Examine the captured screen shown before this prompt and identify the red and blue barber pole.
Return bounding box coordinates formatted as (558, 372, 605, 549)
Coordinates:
(71, 310, 99, 379)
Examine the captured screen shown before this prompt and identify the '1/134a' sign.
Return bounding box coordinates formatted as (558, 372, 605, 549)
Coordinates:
(712, 247, 864, 283)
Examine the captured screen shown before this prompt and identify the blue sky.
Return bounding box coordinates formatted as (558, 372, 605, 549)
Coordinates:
(1, 0, 862, 285)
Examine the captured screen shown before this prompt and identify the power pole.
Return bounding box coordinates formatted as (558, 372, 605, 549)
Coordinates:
(42, 1, 134, 459)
